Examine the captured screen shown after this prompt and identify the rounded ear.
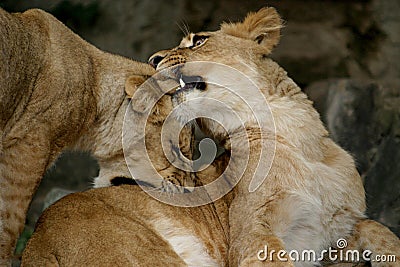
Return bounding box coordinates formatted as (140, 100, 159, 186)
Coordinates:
(220, 7, 283, 52)
(125, 75, 147, 98)
(125, 75, 157, 114)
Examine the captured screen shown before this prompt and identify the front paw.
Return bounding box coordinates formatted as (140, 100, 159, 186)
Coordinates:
(160, 177, 184, 193)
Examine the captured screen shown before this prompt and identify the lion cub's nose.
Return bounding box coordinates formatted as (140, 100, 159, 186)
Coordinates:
(148, 54, 165, 69)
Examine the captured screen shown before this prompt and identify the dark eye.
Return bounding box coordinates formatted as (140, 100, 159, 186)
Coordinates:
(192, 35, 208, 48)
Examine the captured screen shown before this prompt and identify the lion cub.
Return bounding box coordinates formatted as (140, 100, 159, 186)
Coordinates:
(0, 7, 156, 263)
(149, 7, 400, 267)
(21, 76, 229, 266)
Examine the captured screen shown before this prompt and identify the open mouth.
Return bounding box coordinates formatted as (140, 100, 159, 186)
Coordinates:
(168, 74, 206, 95)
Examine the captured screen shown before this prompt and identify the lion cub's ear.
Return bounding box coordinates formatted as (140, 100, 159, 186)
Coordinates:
(125, 75, 147, 98)
(221, 7, 282, 52)
(125, 75, 156, 114)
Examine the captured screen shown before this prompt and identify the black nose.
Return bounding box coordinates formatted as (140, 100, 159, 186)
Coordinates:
(148, 55, 165, 68)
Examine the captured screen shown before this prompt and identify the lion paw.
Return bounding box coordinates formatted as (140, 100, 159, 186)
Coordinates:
(160, 177, 185, 193)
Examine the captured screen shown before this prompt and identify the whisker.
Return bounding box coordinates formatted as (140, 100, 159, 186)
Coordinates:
(183, 20, 190, 36)
(176, 20, 190, 37)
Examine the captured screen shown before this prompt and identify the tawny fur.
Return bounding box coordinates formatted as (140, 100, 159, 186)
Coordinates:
(21, 84, 229, 266)
(0, 7, 156, 264)
(21, 185, 228, 267)
(92, 77, 196, 191)
(150, 7, 400, 267)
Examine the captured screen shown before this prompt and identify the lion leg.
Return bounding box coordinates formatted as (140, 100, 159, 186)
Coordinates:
(343, 219, 400, 267)
(228, 197, 294, 266)
(230, 230, 294, 267)
(0, 133, 50, 265)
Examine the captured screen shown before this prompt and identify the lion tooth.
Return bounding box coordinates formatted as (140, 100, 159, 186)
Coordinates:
(179, 77, 185, 88)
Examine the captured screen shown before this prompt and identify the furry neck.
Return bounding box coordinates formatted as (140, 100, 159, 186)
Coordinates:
(216, 96, 327, 165)
(252, 58, 329, 161)
(74, 54, 150, 166)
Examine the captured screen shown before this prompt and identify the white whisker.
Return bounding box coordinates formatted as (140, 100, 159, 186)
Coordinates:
(176, 20, 190, 37)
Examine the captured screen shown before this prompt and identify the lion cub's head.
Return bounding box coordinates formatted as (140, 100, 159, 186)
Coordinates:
(149, 7, 284, 140)
(149, 7, 282, 71)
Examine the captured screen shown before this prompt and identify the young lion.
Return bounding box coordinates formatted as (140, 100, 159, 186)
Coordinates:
(0, 7, 156, 264)
(149, 7, 400, 266)
(21, 77, 229, 266)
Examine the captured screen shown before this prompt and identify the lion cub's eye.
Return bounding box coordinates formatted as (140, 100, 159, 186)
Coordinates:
(191, 35, 209, 48)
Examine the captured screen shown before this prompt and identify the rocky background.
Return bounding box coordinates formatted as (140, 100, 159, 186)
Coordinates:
(1, 0, 399, 260)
